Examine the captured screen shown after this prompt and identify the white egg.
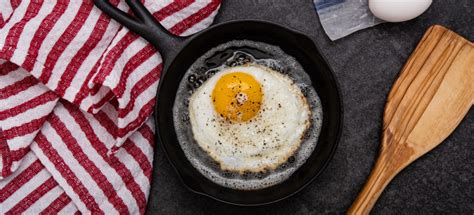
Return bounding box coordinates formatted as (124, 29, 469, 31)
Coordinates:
(188, 65, 311, 173)
(369, 0, 432, 22)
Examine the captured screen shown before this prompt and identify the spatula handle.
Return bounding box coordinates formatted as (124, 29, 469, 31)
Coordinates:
(347, 151, 399, 215)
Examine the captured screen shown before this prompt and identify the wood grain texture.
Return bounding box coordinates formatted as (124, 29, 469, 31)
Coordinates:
(348, 25, 474, 215)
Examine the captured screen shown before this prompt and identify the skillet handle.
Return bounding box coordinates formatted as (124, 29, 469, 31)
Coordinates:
(93, 0, 182, 56)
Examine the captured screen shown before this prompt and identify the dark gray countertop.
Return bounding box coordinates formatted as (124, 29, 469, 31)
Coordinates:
(146, 0, 473, 214)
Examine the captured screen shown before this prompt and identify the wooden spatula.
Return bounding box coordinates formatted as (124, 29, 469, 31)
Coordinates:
(348, 25, 474, 214)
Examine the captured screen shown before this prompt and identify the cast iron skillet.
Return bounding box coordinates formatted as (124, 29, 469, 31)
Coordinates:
(94, 0, 343, 206)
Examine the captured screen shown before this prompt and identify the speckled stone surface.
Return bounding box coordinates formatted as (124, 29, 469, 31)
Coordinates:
(146, 0, 473, 214)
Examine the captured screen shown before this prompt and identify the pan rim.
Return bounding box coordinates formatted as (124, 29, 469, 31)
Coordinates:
(153, 19, 344, 206)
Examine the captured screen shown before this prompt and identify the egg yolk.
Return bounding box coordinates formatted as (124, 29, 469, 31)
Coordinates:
(212, 72, 263, 122)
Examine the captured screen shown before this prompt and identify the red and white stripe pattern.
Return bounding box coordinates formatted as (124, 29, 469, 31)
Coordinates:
(0, 0, 221, 213)
(0, 150, 79, 214)
(31, 112, 155, 214)
(0, 64, 58, 177)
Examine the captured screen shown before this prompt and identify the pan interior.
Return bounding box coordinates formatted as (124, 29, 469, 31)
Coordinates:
(172, 40, 323, 190)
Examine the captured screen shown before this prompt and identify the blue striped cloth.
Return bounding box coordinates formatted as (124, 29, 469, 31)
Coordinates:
(313, 0, 383, 40)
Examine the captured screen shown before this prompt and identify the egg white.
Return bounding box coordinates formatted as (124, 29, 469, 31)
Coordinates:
(188, 65, 311, 173)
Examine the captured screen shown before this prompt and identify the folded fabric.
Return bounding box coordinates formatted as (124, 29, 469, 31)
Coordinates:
(0, 0, 221, 214)
(313, 0, 383, 40)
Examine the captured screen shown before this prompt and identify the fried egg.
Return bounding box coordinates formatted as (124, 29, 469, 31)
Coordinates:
(188, 64, 311, 173)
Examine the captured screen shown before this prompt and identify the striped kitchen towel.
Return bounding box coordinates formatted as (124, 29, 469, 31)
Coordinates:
(0, 0, 221, 214)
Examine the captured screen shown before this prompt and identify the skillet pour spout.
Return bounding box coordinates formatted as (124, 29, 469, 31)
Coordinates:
(94, 0, 343, 206)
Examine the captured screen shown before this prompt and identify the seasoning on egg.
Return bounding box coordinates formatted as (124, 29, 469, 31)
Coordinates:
(188, 65, 311, 173)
